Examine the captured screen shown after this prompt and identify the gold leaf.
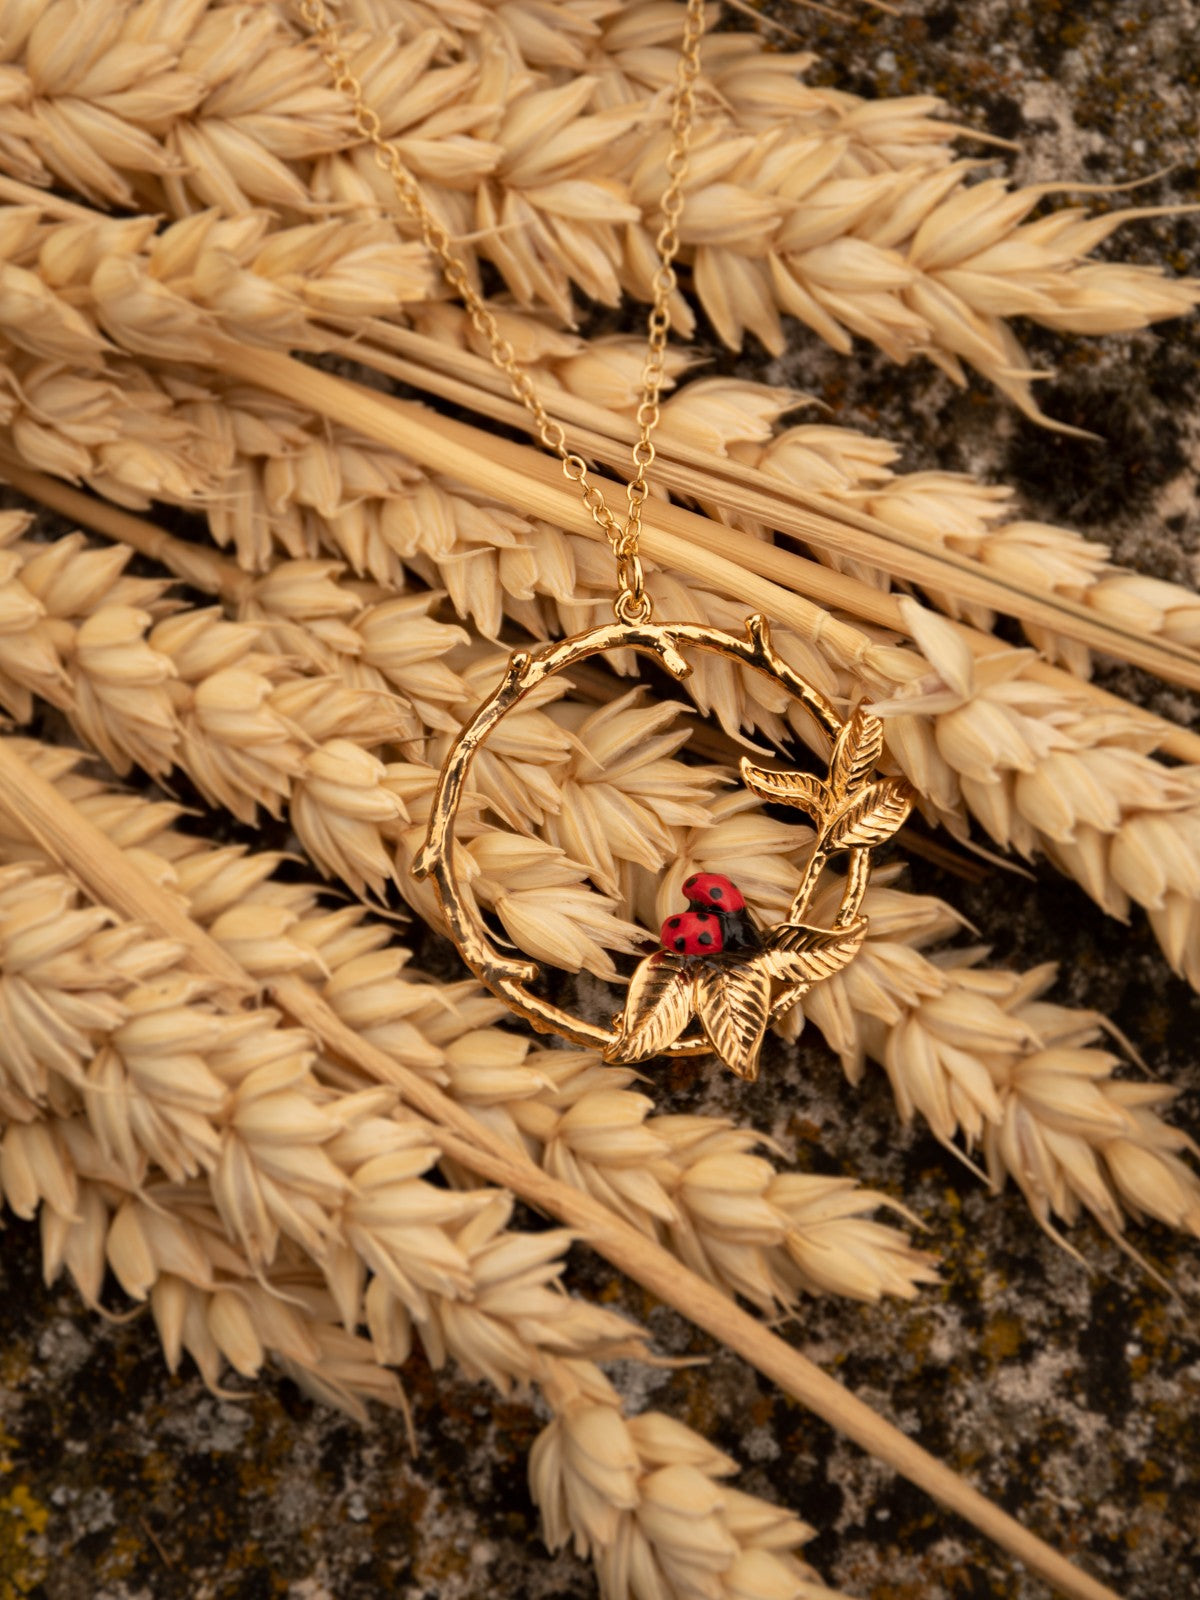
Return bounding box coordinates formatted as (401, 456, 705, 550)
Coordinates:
(830, 708, 885, 799)
(605, 951, 694, 1063)
(823, 780, 912, 851)
(693, 960, 772, 1082)
(738, 757, 828, 820)
(762, 920, 867, 988)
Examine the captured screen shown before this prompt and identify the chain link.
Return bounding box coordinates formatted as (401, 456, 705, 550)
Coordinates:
(296, 0, 705, 624)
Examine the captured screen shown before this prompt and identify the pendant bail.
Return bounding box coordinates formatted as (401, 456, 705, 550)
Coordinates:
(613, 547, 652, 624)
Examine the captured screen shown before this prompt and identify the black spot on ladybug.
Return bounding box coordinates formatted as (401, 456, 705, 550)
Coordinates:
(674, 937, 686, 951)
(710, 886, 724, 899)
(698, 932, 713, 946)
(697, 911, 710, 920)
(684, 875, 697, 888)
(668, 917, 681, 928)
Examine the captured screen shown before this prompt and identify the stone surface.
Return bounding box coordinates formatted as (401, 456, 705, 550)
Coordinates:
(2, 4, 1200, 1600)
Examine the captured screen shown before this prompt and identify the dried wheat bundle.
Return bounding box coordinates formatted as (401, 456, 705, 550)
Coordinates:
(0, 1, 1196, 1597)
(5, 742, 1034, 1600)
(0, 721, 1151, 1600)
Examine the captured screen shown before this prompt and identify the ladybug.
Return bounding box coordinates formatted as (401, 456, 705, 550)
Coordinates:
(660, 908, 724, 957)
(682, 872, 745, 913)
(681, 871, 760, 952)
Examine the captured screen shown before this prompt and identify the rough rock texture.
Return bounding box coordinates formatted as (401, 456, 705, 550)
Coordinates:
(2, 4, 1199, 1600)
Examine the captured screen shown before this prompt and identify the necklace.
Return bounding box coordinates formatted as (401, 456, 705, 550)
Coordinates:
(298, 0, 912, 1082)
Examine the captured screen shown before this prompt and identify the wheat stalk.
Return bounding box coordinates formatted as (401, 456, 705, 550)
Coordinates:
(211, 343, 1200, 694)
(801, 874, 1200, 1258)
(870, 602, 1200, 990)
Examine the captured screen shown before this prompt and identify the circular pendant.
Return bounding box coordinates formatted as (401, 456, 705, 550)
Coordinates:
(413, 614, 912, 1081)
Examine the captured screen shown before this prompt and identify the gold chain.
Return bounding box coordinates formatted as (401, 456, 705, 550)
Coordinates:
(296, 0, 705, 625)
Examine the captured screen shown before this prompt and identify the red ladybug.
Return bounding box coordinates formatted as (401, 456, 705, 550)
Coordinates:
(660, 908, 725, 957)
(682, 872, 745, 913)
(680, 871, 760, 952)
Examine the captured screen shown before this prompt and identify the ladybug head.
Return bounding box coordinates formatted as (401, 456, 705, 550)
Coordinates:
(681, 871, 745, 914)
(660, 908, 725, 957)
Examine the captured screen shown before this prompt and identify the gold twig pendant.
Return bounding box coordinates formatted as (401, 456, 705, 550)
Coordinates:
(414, 614, 912, 1081)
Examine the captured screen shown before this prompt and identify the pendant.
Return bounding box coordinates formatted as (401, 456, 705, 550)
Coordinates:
(413, 614, 912, 1082)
